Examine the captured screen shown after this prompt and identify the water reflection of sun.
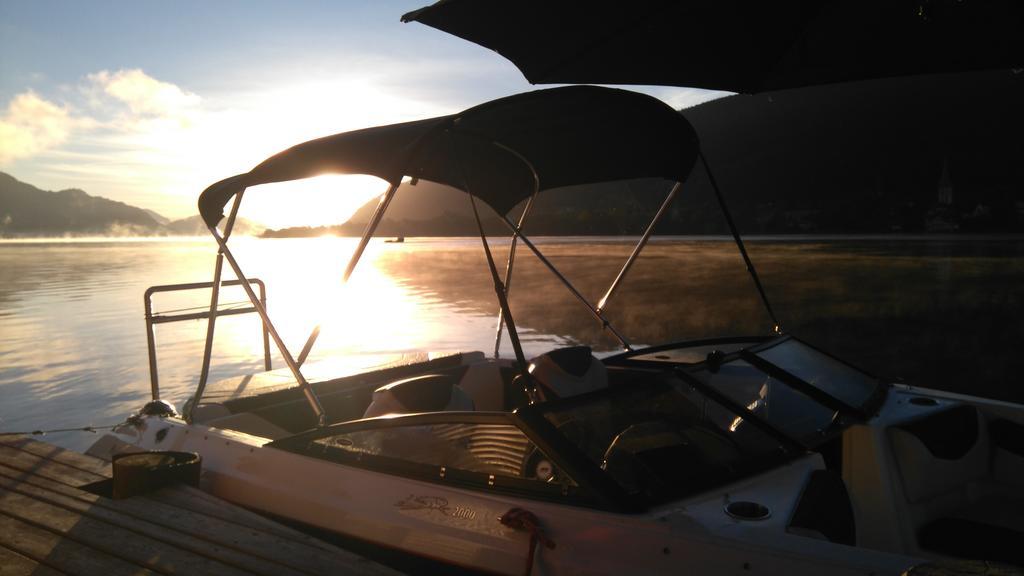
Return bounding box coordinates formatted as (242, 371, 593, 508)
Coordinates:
(216, 237, 425, 364)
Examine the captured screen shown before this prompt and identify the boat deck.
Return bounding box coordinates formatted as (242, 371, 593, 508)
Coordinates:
(0, 434, 398, 576)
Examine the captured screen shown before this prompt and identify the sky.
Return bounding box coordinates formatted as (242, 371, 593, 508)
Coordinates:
(0, 1, 727, 228)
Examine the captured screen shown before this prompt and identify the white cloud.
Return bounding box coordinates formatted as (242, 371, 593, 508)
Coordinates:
(87, 69, 200, 119)
(0, 92, 76, 164)
(3, 68, 456, 222)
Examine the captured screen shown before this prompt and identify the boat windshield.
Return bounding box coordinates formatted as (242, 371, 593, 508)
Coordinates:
(529, 376, 791, 502)
(686, 359, 838, 447)
(750, 338, 881, 410)
(681, 337, 884, 447)
(527, 337, 884, 502)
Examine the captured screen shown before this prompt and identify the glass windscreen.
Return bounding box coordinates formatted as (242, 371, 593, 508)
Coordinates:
(688, 360, 838, 447)
(754, 339, 880, 410)
(538, 378, 787, 501)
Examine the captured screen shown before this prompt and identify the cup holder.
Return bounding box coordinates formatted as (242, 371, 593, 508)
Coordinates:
(724, 500, 771, 521)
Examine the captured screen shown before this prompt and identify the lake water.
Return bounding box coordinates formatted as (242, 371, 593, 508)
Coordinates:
(2, 235, 1022, 452)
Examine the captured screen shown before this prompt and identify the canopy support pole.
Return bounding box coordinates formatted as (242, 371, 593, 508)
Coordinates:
(700, 150, 782, 333)
(295, 181, 401, 367)
(597, 180, 682, 313)
(493, 191, 537, 358)
(188, 191, 244, 422)
(449, 131, 536, 398)
(343, 182, 401, 283)
(498, 215, 632, 350)
(470, 194, 537, 400)
(492, 142, 541, 359)
(207, 223, 327, 427)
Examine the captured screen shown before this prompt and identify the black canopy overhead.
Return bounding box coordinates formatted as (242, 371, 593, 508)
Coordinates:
(402, 0, 1024, 93)
(199, 85, 699, 228)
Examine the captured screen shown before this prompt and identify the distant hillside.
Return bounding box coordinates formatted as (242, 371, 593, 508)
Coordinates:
(0, 172, 263, 237)
(264, 69, 1024, 238)
(677, 69, 1024, 234)
(334, 179, 674, 236)
(0, 172, 163, 235)
(163, 214, 263, 236)
(143, 209, 171, 226)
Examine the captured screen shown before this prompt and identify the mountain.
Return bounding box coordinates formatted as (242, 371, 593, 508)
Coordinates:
(164, 214, 263, 236)
(143, 209, 171, 226)
(0, 172, 264, 237)
(0, 172, 163, 236)
(327, 179, 672, 237)
(266, 69, 1024, 238)
(677, 69, 1024, 234)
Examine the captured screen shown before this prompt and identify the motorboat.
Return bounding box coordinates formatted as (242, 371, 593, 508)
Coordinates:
(90, 86, 1024, 575)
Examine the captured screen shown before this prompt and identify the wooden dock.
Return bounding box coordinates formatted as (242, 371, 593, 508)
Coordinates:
(0, 434, 399, 576)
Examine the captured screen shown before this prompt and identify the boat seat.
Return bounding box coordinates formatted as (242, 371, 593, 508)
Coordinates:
(457, 361, 505, 411)
(889, 405, 987, 504)
(362, 374, 474, 418)
(888, 405, 1024, 564)
(528, 346, 608, 400)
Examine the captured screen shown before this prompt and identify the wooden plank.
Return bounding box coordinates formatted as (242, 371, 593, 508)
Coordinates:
(9, 436, 312, 540)
(0, 544, 67, 576)
(1, 439, 339, 550)
(1, 437, 398, 576)
(0, 470, 307, 576)
(4, 436, 112, 477)
(0, 485, 256, 576)
(0, 512, 156, 576)
(0, 464, 394, 576)
(9, 435, 363, 552)
(0, 444, 107, 487)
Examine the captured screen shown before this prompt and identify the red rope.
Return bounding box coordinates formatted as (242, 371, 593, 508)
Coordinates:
(499, 508, 555, 576)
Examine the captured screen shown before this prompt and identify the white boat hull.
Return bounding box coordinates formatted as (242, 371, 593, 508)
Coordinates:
(93, 415, 921, 575)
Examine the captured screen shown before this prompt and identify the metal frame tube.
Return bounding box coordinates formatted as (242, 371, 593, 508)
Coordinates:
(498, 214, 632, 350)
(144, 294, 160, 400)
(448, 130, 537, 398)
(194, 254, 225, 406)
(492, 144, 540, 358)
(260, 280, 271, 371)
(493, 191, 537, 357)
(597, 181, 682, 312)
(446, 133, 631, 351)
(296, 325, 321, 367)
(207, 226, 327, 427)
(469, 195, 537, 400)
(700, 150, 782, 333)
(344, 182, 400, 283)
(295, 181, 400, 368)
(146, 279, 268, 404)
(190, 192, 243, 419)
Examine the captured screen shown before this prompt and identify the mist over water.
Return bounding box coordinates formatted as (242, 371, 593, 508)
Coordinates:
(2, 236, 1022, 452)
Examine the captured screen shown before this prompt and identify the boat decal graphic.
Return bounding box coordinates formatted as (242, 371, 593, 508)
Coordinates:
(395, 494, 477, 520)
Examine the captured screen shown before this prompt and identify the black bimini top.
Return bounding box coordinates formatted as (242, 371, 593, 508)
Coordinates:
(198, 85, 699, 228)
(403, 0, 1024, 93)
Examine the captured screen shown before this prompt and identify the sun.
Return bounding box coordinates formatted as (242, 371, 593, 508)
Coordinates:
(159, 77, 451, 226)
(238, 174, 391, 231)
